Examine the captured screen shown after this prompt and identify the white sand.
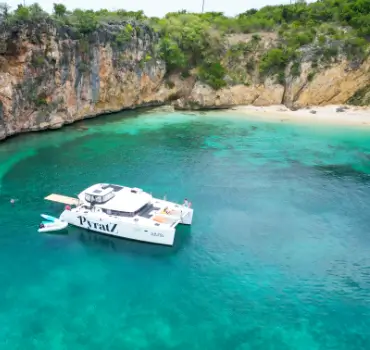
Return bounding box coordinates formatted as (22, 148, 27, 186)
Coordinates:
(227, 105, 370, 126)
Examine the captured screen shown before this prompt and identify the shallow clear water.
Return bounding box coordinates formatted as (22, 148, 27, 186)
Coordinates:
(1, 110, 370, 349)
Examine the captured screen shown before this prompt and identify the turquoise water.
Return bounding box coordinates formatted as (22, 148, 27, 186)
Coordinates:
(1, 109, 370, 349)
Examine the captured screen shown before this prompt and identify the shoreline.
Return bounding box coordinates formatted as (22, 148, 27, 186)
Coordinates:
(1, 103, 370, 142)
(224, 105, 370, 127)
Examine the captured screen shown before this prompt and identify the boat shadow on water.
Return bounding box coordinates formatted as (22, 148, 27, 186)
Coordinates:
(66, 224, 192, 257)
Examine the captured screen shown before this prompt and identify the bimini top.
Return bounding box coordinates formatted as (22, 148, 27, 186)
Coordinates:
(78, 183, 152, 213)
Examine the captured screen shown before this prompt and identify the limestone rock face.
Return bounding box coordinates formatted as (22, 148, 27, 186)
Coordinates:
(174, 58, 370, 110)
(174, 80, 284, 110)
(0, 21, 190, 140)
(294, 58, 370, 107)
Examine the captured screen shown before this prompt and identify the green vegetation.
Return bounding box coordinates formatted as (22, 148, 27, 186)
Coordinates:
(35, 97, 48, 106)
(31, 53, 45, 67)
(197, 60, 227, 89)
(259, 48, 294, 76)
(0, 0, 369, 89)
(307, 71, 316, 82)
(152, 0, 370, 86)
(114, 24, 134, 46)
(347, 85, 370, 106)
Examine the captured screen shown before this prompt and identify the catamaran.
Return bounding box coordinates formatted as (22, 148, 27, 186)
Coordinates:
(44, 183, 194, 246)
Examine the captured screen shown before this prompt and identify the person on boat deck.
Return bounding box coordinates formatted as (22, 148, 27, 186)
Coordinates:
(39, 223, 44, 229)
(184, 199, 188, 207)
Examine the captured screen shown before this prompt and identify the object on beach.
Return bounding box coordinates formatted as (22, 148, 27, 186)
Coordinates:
(336, 106, 346, 113)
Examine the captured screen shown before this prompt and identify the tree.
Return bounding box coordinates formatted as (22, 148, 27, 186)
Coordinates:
(158, 37, 186, 70)
(28, 3, 47, 19)
(14, 5, 30, 21)
(71, 9, 98, 34)
(198, 60, 226, 89)
(53, 3, 67, 17)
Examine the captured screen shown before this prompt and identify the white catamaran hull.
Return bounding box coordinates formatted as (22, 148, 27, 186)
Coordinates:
(59, 209, 193, 246)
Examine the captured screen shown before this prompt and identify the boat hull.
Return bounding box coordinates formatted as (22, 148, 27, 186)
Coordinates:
(59, 210, 177, 246)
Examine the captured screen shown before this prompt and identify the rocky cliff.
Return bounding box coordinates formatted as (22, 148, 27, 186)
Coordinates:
(0, 19, 193, 140)
(174, 57, 370, 110)
(0, 21, 369, 141)
(174, 33, 370, 110)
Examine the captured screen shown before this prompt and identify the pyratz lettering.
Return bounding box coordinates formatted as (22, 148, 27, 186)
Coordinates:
(78, 216, 117, 233)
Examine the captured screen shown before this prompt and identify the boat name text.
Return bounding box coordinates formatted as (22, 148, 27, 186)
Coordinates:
(78, 216, 117, 233)
(151, 232, 164, 237)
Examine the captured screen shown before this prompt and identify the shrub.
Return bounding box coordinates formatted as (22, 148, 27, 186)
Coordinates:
(197, 61, 226, 90)
(343, 37, 368, 60)
(317, 35, 326, 45)
(71, 9, 98, 34)
(347, 85, 370, 106)
(259, 48, 289, 76)
(115, 25, 133, 45)
(307, 71, 316, 82)
(13, 5, 30, 21)
(158, 38, 186, 71)
(35, 97, 48, 106)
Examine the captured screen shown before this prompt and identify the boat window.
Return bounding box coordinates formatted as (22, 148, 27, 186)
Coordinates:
(102, 192, 114, 202)
(85, 192, 113, 204)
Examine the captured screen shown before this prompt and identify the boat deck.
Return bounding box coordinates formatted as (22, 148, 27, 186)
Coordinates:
(45, 194, 79, 206)
(138, 204, 161, 219)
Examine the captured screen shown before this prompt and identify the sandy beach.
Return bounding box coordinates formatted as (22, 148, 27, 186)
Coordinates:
(228, 105, 370, 126)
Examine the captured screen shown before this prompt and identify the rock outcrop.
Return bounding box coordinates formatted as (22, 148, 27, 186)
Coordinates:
(285, 58, 370, 108)
(174, 80, 285, 110)
(0, 20, 193, 140)
(173, 57, 370, 110)
(0, 21, 369, 141)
